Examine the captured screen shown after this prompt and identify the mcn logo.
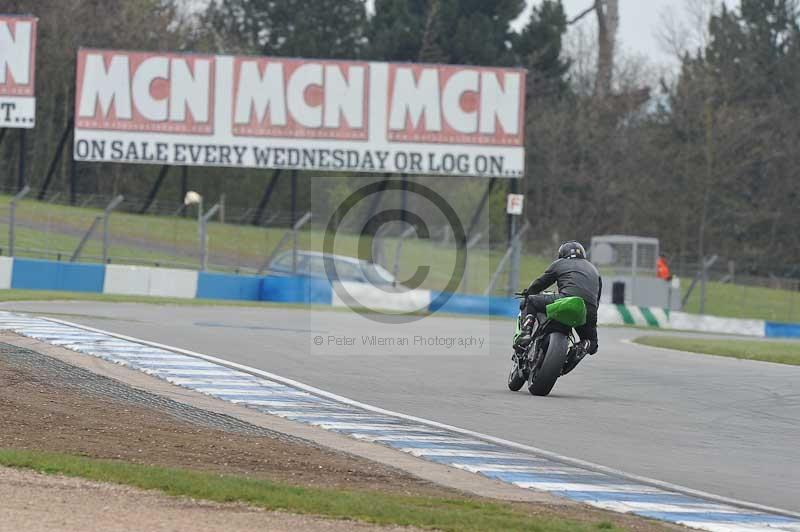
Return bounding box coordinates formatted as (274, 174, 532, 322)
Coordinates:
(388, 65, 524, 146)
(0, 16, 37, 97)
(76, 50, 214, 135)
(232, 58, 368, 140)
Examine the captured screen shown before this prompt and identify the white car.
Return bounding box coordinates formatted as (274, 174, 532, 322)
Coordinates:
(269, 251, 397, 286)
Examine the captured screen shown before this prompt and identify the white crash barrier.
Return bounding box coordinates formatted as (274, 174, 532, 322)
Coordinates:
(103, 264, 198, 299)
(0, 257, 13, 289)
(331, 281, 432, 313)
(667, 312, 765, 337)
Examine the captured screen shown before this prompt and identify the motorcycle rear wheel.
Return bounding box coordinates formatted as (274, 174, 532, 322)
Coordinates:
(528, 332, 569, 396)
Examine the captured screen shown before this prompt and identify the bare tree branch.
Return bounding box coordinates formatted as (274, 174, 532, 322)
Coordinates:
(568, 3, 597, 25)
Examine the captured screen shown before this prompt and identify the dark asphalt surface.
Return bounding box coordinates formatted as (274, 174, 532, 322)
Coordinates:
(4, 301, 798, 512)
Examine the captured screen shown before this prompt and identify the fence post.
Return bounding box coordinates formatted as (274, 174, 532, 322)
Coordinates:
(486, 223, 529, 296)
(461, 232, 482, 294)
(258, 212, 312, 275)
(9, 185, 31, 257)
(392, 226, 416, 282)
(199, 203, 220, 271)
(102, 195, 124, 263)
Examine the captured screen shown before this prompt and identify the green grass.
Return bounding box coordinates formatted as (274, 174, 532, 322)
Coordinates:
(0, 289, 515, 323)
(0, 194, 550, 291)
(633, 336, 800, 366)
(0, 449, 621, 532)
(681, 281, 800, 324)
(0, 289, 345, 313)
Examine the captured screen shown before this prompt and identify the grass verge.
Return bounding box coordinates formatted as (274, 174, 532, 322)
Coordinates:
(0, 449, 618, 532)
(0, 288, 280, 307)
(0, 289, 517, 325)
(633, 336, 800, 366)
(0, 194, 552, 291)
(681, 281, 800, 324)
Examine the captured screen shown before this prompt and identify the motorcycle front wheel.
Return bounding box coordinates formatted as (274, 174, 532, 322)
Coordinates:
(528, 332, 569, 396)
(507, 358, 526, 391)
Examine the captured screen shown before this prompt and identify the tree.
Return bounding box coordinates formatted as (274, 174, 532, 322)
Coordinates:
(367, 0, 525, 65)
(513, 0, 571, 98)
(567, 0, 619, 97)
(205, 0, 368, 58)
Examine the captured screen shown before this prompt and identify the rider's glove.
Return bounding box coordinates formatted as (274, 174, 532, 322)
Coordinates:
(515, 289, 529, 310)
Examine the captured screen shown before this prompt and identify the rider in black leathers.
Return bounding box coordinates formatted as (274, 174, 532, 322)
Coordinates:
(515, 241, 602, 355)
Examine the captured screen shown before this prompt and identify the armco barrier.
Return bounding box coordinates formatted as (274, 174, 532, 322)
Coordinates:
(11, 258, 105, 293)
(4, 257, 800, 338)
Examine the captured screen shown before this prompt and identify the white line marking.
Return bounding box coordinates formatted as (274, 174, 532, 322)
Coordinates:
(401, 449, 527, 459)
(454, 464, 600, 475)
(514, 482, 662, 493)
(355, 435, 488, 444)
(36, 316, 800, 520)
(594, 501, 744, 514)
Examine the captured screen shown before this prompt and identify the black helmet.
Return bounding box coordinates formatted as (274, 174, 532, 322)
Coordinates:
(558, 241, 586, 260)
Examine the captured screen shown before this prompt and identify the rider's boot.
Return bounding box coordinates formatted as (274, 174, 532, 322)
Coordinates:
(514, 314, 535, 348)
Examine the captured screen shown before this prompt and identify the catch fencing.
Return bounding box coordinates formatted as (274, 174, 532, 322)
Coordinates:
(0, 185, 524, 297)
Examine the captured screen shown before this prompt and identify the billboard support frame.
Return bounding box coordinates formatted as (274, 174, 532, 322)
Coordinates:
(38, 119, 74, 200)
(467, 177, 496, 240)
(17, 129, 26, 190)
(139, 165, 171, 214)
(290, 169, 298, 273)
(251, 168, 282, 226)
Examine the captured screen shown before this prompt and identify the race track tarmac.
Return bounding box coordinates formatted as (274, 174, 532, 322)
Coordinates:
(4, 301, 798, 512)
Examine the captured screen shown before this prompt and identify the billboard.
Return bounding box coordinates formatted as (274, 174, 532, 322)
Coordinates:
(0, 15, 37, 128)
(74, 49, 526, 178)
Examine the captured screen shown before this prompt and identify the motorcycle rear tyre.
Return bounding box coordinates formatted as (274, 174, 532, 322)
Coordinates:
(528, 332, 569, 396)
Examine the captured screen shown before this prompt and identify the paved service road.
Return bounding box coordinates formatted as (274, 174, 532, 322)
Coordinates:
(5, 301, 798, 512)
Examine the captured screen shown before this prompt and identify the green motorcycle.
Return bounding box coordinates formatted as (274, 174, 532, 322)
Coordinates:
(508, 294, 591, 396)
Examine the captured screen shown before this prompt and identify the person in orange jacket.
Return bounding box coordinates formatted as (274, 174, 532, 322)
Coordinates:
(657, 254, 672, 282)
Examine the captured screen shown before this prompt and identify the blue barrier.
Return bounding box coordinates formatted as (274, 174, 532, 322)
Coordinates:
(261, 275, 332, 305)
(11, 258, 105, 293)
(765, 321, 800, 339)
(429, 292, 518, 317)
(196, 272, 262, 301)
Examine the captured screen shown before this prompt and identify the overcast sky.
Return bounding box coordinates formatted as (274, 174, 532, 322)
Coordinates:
(198, 0, 739, 71)
(516, 0, 737, 69)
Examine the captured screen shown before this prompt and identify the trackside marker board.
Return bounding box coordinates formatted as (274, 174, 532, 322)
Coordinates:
(0, 15, 37, 128)
(73, 49, 526, 178)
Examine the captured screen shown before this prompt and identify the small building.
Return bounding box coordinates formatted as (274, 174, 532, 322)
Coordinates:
(590, 235, 680, 310)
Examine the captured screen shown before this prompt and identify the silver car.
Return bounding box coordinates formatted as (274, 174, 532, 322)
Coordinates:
(269, 251, 396, 286)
